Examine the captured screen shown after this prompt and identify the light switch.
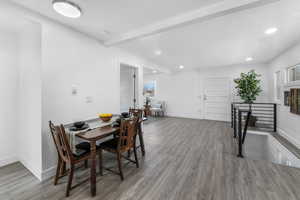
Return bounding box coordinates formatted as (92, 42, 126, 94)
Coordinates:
(86, 96, 93, 103)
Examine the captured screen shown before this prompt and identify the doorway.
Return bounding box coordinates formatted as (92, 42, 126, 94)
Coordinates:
(120, 64, 138, 113)
(203, 77, 231, 121)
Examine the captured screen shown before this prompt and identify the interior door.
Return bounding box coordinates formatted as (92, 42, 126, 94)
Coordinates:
(120, 64, 138, 113)
(203, 77, 231, 122)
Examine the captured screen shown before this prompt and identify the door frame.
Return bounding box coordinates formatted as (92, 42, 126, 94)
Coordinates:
(119, 62, 139, 112)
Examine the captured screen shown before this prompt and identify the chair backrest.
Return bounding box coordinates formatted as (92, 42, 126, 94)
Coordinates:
(129, 108, 143, 119)
(49, 121, 73, 163)
(118, 117, 139, 152)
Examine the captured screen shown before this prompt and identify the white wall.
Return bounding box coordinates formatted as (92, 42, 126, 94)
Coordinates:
(145, 64, 271, 119)
(0, 31, 19, 167)
(18, 23, 42, 180)
(268, 42, 300, 148)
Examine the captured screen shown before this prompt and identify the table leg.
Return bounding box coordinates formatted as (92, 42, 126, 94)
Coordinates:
(90, 141, 97, 196)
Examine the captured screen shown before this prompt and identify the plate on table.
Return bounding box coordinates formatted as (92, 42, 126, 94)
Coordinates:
(69, 124, 89, 131)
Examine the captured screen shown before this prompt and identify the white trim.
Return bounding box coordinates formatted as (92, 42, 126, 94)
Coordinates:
(0, 156, 18, 168)
(166, 112, 201, 120)
(277, 128, 300, 149)
(105, 0, 279, 46)
(19, 159, 42, 181)
(41, 166, 56, 181)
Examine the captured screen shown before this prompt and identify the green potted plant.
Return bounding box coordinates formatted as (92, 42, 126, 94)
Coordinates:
(234, 70, 262, 126)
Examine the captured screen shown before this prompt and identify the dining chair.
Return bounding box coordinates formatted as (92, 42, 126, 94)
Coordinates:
(129, 108, 146, 156)
(49, 121, 96, 197)
(99, 117, 139, 181)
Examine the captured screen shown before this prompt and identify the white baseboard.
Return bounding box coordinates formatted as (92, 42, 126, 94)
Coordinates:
(166, 112, 202, 120)
(19, 159, 42, 181)
(41, 166, 56, 181)
(0, 156, 18, 168)
(278, 128, 300, 149)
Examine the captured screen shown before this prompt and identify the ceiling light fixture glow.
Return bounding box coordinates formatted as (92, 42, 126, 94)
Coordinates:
(179, 65, 185, 69)
(246, 57, 253, 62)
(264, 27, 278, 35)
(52, 0, 82, 18)
(152, 70, 157, 73)
(154, 50, 162, 56)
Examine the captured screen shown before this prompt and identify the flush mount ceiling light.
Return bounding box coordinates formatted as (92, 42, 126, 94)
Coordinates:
(152, 70, 157, 73)
(154, 50, 162, 56)
(264, 27, 278, 35)
(52, 0, 82, 18)
(246, 57, 253, 62)
(179, 65, 185, 69)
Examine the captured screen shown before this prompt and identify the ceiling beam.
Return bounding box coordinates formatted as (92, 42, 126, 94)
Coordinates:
(104, 0, 280, 46)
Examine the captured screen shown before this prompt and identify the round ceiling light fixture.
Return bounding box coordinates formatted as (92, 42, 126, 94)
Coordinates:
(246, 57, 253, 62)
(179, 65, 185, 69)
(264, 27, 278, 35)
(52, 0, 82, 18)
(152, 70, 157, 73)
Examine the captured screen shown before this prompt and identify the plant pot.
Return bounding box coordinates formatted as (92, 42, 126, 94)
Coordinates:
(244, 115, 257, 127)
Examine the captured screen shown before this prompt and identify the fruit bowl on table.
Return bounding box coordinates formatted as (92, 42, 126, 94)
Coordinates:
(99, 113, 113, 122)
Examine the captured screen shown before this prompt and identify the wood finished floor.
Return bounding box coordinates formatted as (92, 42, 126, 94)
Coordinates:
(1, 117, 300, 200)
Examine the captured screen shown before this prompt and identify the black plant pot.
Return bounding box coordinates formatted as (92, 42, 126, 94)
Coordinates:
(244, 115, 257, 127)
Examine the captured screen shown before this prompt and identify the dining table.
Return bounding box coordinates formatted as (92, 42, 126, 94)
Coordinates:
(77, 125, 119, 196)
(65, 117, 120, 197)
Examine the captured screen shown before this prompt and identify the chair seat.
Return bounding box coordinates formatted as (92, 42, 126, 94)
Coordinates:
(99, 138, 119, 150)
(75, 142, 100, 151)
(72, 149, 90, 159)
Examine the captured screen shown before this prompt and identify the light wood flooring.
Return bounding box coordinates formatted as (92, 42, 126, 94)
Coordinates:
(1, 117, 300, 200)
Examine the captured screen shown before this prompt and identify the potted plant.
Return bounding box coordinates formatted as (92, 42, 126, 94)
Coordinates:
(234, 70, 262, 127)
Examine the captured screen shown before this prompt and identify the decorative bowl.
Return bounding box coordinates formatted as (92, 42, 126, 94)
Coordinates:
(73, 121, 85, 129)
(99, 113, 113, 122)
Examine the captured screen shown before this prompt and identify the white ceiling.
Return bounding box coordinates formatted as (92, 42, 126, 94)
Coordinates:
(9, 0, 300, 70)
(11, 0, 222, 40)
(117, 0, 300, 69)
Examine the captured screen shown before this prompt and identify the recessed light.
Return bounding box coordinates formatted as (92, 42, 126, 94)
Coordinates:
(264, 27, 278, 35)
(154, 50, 162, 56)
(246, 57, 253, 62)
(53, 0, 82, 18)
(179, 65, 185, 69)
(152, 70, 157, 73)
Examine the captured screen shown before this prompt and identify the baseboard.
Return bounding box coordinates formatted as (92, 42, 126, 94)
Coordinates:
(41, 166, 56, 181)
(278, 128, 300, 149)
(0, 156, 18, 168)
(166, 112, 202, 120)
(19, 159, 42, 181)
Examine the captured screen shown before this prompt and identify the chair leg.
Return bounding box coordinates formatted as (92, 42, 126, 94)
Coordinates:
(133, 146, 139, 168)
(84, 160, 88, 168)
(117, 153, 124, 181)
(99, 149, 103, 176)
(61, 160, 66, 175)
(54, 157, 62, 185)
(127, 150, 131, 158)
(138, 126, 146, 156)
(66, 164, 74, 197)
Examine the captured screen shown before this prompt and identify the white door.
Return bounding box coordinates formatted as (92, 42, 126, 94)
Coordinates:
(203, 77, 231, 121)
(120, 64, 138, 113)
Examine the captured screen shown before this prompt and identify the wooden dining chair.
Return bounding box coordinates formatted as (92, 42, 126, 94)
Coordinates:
(129, 108, 146, 156)
(49, 121, 94, 197)
(99, 117, 139, 181)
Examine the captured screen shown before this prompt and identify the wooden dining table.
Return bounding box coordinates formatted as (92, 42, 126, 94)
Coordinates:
(76, 125, 119, 196)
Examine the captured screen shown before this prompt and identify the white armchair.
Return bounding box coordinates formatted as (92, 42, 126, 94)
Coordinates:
(150, 100, 166, 117)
